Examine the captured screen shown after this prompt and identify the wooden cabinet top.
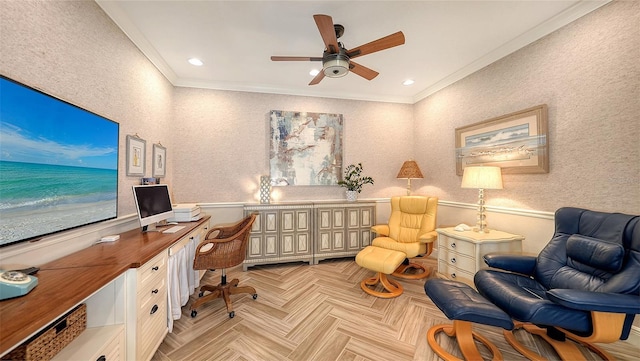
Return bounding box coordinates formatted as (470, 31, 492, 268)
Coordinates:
(0, 216, 210, 356)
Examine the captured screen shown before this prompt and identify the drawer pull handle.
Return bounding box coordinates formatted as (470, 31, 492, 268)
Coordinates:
(451, 242, 456, 248)
(97, 356, 106, 361)
(451, 258, 456, 264)
(152, 266, 159, 271)
(451, 273, 457, 278)
(150, 304, 158, 315)
(152, 288, 159, 294)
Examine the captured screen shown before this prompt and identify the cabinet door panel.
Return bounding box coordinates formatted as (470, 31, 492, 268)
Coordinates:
(348, 209, 359, 228)
(333, 209, 344, 228)
(297, 211, 309, 231)
(297, 234, 309, 253)
(281, 211, 295, 232)
(248, 235, 262, 258)
(319, 209, 331, 229)
(282, 234, 294, 254)
(348, 231, 359, 250)
(265, 235, 278, 256)
(265, 212, 278, 233)
(361, 208, 373, 227)
(318, 232, 331, 251)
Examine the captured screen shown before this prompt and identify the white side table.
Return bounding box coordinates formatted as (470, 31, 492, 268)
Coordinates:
(436, 227, 524, 287)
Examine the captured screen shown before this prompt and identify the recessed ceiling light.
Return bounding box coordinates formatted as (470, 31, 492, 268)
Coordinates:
(402, 79, 415, 86)
(188, 58, 203, 66)
(309, 69, 320, 76)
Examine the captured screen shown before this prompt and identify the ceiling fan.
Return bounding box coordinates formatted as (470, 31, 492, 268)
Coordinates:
(271, 14, 405, 85)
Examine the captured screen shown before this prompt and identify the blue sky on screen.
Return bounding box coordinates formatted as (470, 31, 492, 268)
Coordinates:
(0, 78, 118, 169)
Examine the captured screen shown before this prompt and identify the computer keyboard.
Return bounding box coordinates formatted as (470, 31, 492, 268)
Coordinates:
(162, 225, 186, 234)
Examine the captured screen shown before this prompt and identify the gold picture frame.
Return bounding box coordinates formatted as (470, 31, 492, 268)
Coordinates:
(455, 104, 549, 175)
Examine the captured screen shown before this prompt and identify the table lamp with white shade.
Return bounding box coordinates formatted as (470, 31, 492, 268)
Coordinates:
(461, 166, 503, 233)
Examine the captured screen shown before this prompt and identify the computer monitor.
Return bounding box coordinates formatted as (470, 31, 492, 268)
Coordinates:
(132, 184, 174, 232)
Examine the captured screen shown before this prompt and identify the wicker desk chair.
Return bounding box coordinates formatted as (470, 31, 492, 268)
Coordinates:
(190, 213, 257, 318)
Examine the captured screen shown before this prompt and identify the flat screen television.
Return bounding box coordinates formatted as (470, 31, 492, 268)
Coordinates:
(132, 184, 174, 231)
(0, 75, 119, 248)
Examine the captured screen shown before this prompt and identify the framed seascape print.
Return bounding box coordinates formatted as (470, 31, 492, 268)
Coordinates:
(268, 110, 343, 186)
(455, 104, 549, 175)
(152, 143, 166, 178)
(126, 134, 146, 176)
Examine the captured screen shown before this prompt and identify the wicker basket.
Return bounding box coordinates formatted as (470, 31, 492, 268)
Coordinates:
(2, 303, 86, 361)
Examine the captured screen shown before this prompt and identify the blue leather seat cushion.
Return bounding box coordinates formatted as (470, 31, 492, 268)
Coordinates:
(474, 269, 591, 333)
(425, 279, 514, 330)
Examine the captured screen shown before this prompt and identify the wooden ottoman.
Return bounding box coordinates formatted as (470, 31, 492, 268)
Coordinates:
(355, 246, 406, 298)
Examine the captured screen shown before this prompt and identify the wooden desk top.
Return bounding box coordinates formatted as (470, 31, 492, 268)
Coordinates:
(0, 216, 210, 355)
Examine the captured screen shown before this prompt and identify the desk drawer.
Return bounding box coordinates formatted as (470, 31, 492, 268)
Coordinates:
(438, 260, 474, 286)
(137, 252, 167, 290)
(439, 235, 475, 257)
(438, 248, 475, 272)
(137, 301, 167, 361)
(138, 279, 166, 321)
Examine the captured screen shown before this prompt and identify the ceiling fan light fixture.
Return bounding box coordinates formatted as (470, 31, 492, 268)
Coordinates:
(323, 53, 349, 78)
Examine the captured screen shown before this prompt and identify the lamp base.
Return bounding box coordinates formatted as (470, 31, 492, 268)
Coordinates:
(474, 188, 490, 233)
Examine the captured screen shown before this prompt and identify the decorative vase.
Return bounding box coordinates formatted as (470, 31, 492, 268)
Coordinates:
(259, 176, 271, 204)
(346, 190, 358, 202)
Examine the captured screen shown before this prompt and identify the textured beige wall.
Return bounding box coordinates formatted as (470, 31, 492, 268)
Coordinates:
(413, 0, 639, 214)
(171, 88, 414, 203)
(1, 0, 637, 214)
(0, 0, 175, 217)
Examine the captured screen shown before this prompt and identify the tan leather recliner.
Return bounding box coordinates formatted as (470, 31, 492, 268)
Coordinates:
(371, 196, 438, 279)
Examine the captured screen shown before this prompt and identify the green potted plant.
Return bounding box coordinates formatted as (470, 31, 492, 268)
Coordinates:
(338, 163, 374, 201)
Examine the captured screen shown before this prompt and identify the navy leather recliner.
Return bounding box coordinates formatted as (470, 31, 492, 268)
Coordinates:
(474, 207, 640, 360)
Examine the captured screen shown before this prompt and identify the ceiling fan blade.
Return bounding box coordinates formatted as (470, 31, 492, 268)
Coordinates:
(349, 61, 379, 81)
(314, 14, 340, 54)
(347, 31, 405, 59)
(271, 56, 322, 61)
(309, 71, 325, 86)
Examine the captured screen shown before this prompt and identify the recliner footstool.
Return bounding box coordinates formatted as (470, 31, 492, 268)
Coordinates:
(424, 278, 514, 361)
(355, 245, 406, 298)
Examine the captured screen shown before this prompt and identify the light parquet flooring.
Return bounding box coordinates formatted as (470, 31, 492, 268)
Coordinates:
(153, 258, 640, 361)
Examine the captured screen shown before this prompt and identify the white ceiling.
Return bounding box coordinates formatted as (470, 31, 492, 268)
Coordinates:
(96, 0, 609, 104)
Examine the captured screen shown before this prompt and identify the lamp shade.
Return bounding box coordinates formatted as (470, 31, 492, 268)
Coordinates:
(397, 160, 424, 179)
(461, 166, 503, 189)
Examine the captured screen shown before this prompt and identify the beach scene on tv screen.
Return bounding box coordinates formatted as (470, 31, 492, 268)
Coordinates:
(0, 78, 119, 247)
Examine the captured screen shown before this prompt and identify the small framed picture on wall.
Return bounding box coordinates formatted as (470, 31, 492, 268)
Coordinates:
(152, 143, 166, 178)
(126, 134, 146, 176)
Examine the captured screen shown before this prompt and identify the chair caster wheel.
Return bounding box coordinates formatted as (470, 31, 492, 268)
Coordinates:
(198, 291, 204, 297)
(191, 310, 197, 318)
(229, 311, 235, 318)
(252, 294, 258, 299)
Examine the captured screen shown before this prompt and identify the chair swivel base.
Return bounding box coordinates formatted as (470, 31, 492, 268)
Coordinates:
(428, 320, 504, 361)
(424, 279, 515, 361)
(360, 272, 403, 298)
(190, 278, 257, 318)
(392, 261, 431, 280)
(355, 246, 406, 298)
(504, 322, 615, 361)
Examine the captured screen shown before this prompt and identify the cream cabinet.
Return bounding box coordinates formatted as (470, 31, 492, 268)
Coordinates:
(436, 227, 524, 287)
(244, 203, 313, 270)
(130, 251, 168, 361)
(243, 201, 375, 269)
(314, 202, 375, 264)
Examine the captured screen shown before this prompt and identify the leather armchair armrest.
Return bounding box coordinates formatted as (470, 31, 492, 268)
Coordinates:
(371, 224, 389, 236)
(483, 254, 536, 276)
(547, 289, 640, 314)
(418, 230, 437, 244)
